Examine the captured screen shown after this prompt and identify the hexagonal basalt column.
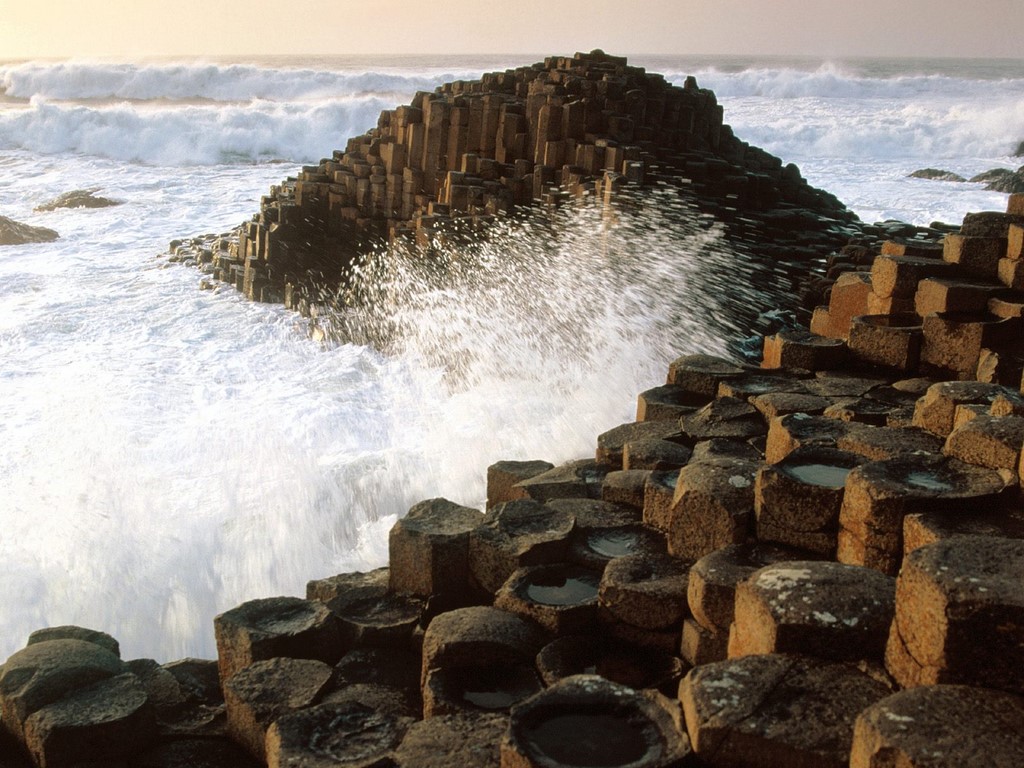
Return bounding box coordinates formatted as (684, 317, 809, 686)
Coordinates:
(850, 685, 1024, 768)
(392, 713, 507, 768)
(728, 561, 895, 663)
(762, 329, 847, 372)
(755, 446, 866, 556)
(265, 700, 414, 768)
(487, 460, 554, 509)
(598, 553, 691, 632)
(665, 353, 744, 397)
(494, 564, 602, 635)
(223, 657, 334, 761)
(680, 654, 890, 768)
(837, 454, 1012, 575)
(661, 456, 762, 560)
(420, 607, 546, 719)
(848, 313, 923, 373)
(913, 380, 1018, 437)
(388, 497, 483, 604)
(214, 596, 342, 685)
(943, 413, 1024, 472)
(468, 500, 574, 594)
(535, 636, 684, 693)
(886, 536, 1024, 693)
(502, 675, 691, 768)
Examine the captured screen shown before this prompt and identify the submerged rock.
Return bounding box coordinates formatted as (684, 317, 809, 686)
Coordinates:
(34, 189, 121, 212)
(909, 168, 966, 182)
(0, 215, 59, 245)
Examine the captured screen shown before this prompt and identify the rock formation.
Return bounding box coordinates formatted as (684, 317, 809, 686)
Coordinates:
(172, 50, 868, 325)
(5, 193, 1024, 767)
(0, 216, 58, 246)
(7, 53, 1024, 767)
(34, 189, 121, 212)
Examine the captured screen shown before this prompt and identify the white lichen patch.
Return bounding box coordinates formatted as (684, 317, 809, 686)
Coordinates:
(755, 568, 813, 591)
(729, 475, 751, 488)
(812, 611, 838, 624)
(884, 712, 915, 723)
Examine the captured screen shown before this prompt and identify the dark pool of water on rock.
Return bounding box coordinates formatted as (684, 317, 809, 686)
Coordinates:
(524, 712, 652, 766)
(455, 665, 541, 710)
(784, 463, 853, 488)
(526, 572, 601, 606)
(586, 529, 640, 558)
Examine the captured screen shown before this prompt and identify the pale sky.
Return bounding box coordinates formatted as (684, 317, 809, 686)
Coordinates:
(0, 0, 1022, 60)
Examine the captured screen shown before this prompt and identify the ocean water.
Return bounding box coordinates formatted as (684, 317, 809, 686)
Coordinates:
(0, 54, 1021, 662)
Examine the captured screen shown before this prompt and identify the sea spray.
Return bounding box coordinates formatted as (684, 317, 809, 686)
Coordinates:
(0, 188, 750, 662)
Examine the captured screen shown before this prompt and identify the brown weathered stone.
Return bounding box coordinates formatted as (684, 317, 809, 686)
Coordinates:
(943, 413, 1024, 471)
(665, 354, 744, 396)
(680, 654, 889, 768)
(920, 312, 1023, 380)
(622, 438, 692, 471)
(421, 663, 542, 719)
(25, 627, 120, 658)
(716, 373, 808, 401)
(641, 470, 679, 533)
(942, 233, 1006, 278)
(420, 606, 547, 687)
(23, 672, 156, 768)
(680, 618, 729, 667)
(751, 391, 832, 421)
(597, 421, 682, 470)
(214, 597, 341, 685)
(915, 276, 1004, 316)
(535, 635, 685, 692)
(871, 253, 954, 298)
(264, 700, 414, 768)
(636, 385, 706, 422)
(503, 675, 690, 768)
(662, 457, 761, 559)
(762, 329, 847, 371)
(388, 498, 482, 601)
(850, 685, 1024, 768)
(0, 639, 127, 744)
(824, 271, 873, 338)
(887, 536, 1024, 693)
(392, 713, 506, 768)
(511, 459, 606, 502)
(847, 314, 922, 372)
(765, 413, 851, 463)
(903, 505, 1024, 559)
(912, 380, 1017, 436)
(755, 447, 865, 555)
(680, 396, 767, 441)
(486, 460, 553, 509)
(494, 564, 601, 635)
(223, 657, 333, 761)
(729, 561, 895, 662)
(467, 499, 574, 594)
(802, 371, 887, 398)
(837, 454, 1011, 574)
(598, 553, 691, 630)
(601, 469, 653, 509)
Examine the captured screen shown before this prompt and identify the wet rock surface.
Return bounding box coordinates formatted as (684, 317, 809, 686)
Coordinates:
(0, 215, 59, 245)
(33, 189, 121, 211)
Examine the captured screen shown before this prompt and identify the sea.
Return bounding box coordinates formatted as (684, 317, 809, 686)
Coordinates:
(0, 54, 1021, 663)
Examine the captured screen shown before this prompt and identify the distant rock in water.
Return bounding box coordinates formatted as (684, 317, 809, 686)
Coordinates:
(908, 168, 966, 182)
(969, 168, 1014, 185)
(0, 215, 59, 245)
(1014, 140, 1024, 157)
(35, 189, 121, 212)
(979, 166, 1024, 194)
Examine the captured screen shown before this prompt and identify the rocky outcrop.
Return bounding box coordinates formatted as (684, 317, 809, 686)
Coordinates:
(6, 194, 1024, 767)
(0, 216, 58, 245)
(909, 168, 966, 182)
(34, 189, 121, 212)
(173, 50, 860, 321)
